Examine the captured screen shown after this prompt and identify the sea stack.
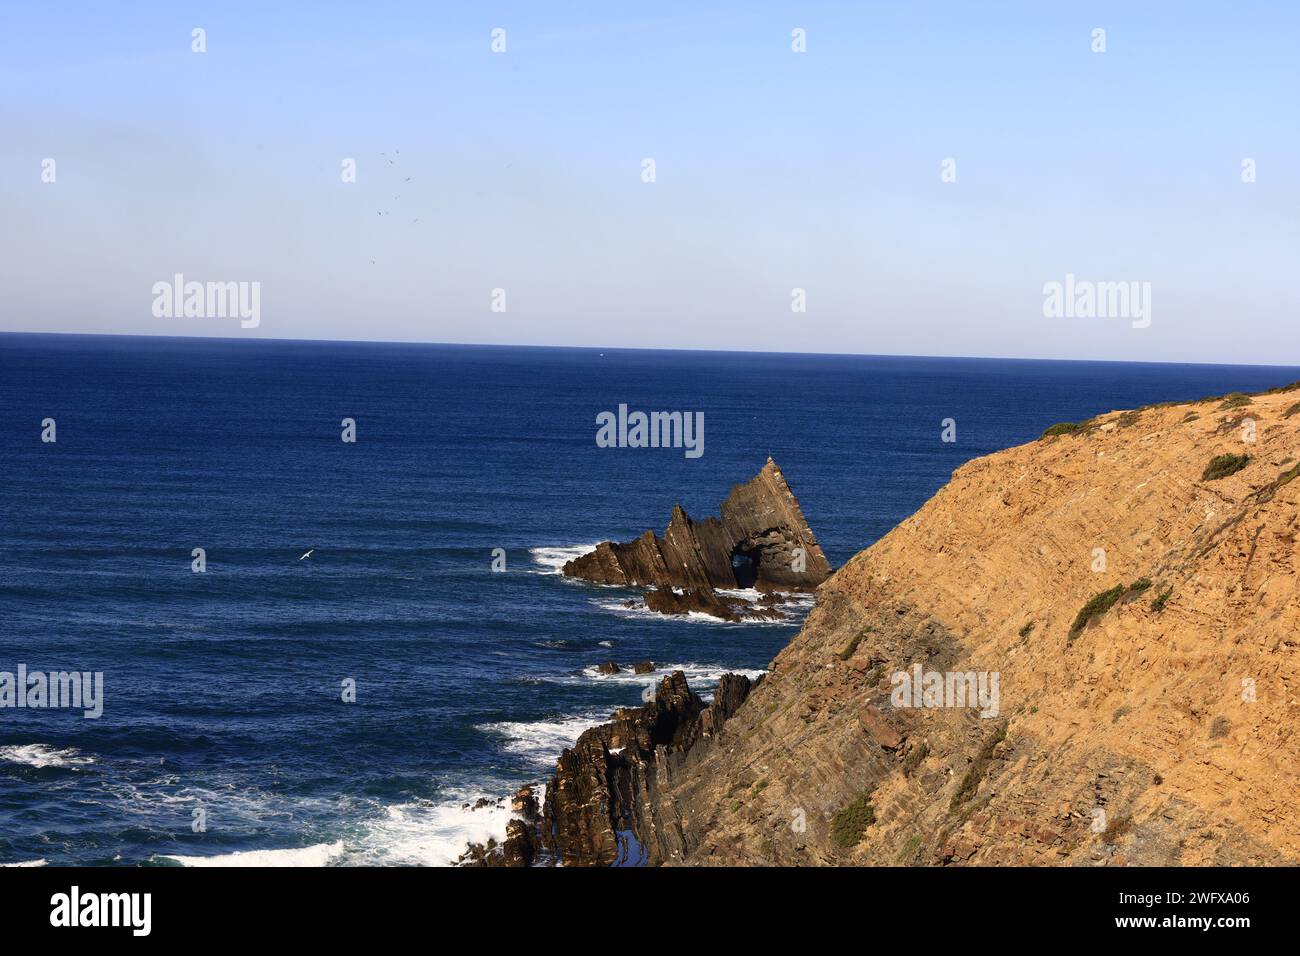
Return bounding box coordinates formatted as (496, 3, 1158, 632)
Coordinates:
(562, 458, 832, 618)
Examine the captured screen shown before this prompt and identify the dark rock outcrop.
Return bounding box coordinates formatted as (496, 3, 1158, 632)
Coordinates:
(644, 586, 741, 620)
(458, 670, 755, 867)
(456, 786, 538, 867)
(564, 458, 831, 593)
(563, 458, 831, 620)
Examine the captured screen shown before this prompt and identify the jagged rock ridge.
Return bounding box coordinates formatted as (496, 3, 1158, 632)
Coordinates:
(458, 670, 755, 867)
(563, 458, 832, 618)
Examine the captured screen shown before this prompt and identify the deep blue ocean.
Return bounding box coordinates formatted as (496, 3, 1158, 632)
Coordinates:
(2, 334, 1296, 866)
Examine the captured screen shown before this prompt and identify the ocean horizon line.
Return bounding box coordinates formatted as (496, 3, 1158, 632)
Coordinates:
(3, 329, 1298, 373)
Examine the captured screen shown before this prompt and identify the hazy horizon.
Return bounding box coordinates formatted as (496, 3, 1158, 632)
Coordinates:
(3, 1, 1297, 365)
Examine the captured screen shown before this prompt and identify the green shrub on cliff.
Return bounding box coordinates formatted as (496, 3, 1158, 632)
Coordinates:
(1202, 453, 1250, 481)
(831, 789, 877, 848)
(837, 629, 869, 661)
(1068, 585, 1126, 639)
(1041, 420, 1091, 438)
(949, 721, 1008, 813)
(1151, 587, 1173, 613)
(1116, 411, 1141, 428)
(1216, 393, 1253, 410)
(901, 742, 929, 776)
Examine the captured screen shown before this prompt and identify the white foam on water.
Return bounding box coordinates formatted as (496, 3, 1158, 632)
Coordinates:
(346, 797, 518, 867)
(528, 544, 603, 575)
(1, 859, 47, 867)
(0, 744, 95, 769)
(590, 597, 797, 626)
(574, 662, 766, 687)
(160, 841, 345, 867)
(157, 791, 535, 869)
(478, 711, 608, 768)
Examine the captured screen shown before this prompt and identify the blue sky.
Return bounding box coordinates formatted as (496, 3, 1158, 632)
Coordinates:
(1, 1, 1296, 362)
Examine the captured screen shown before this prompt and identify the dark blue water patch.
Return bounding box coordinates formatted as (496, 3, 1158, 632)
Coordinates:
(2, 333, 1297, 865)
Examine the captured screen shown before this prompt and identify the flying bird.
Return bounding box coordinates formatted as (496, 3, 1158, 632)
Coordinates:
(299, 549, 314, 561)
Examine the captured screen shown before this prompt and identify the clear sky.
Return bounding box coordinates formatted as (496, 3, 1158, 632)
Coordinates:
(1, 1, 1296, 363)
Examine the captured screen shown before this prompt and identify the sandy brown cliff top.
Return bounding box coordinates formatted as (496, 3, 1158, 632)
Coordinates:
(653, 384, 1300, 865)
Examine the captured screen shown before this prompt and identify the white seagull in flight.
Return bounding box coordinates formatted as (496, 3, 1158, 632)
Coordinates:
(299, 549, 314, 561)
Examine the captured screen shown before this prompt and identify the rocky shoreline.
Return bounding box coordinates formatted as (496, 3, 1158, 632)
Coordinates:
(457, 670, 755, 867)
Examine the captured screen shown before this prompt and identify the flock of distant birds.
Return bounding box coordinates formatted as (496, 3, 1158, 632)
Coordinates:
(369, 151, 420, 265)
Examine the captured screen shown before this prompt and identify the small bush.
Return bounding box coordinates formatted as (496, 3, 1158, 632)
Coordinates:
(901, 742, 929, 776)
(895, 833, 923, 863)
(1182, 411, 1200, 423)
(1102, 815, 1133, 844)
(1112, 705, 1132, 723)
(1217, 393, 1253, 410)
(1151, 587, 1173, 613)
(1202, 453, 1250, 481)
(949, 722, 1008, 812)
(1042, 420, 1088, 438)
(1209, 716, 1231, 739)
(1069, 585, 1126, 639)
(1128, 577, 1152, 593)
(837, 629, 869, 660)
(831, 790, 877, 848)
(1285, 401, 1300, 419)
(1018, 621, 1035, 638)
(1117, 411, 1141, 428)
(1278, 462, 1300, 487)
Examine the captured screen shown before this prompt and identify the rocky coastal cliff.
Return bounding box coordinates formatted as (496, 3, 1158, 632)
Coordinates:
(470, 383, 1300, 866)
(458, 670, 755, 866)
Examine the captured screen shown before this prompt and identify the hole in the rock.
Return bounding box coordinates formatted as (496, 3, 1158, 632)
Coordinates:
(730, 548, 759, 589)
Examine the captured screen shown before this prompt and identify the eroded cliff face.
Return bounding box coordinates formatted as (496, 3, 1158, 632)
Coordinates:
(643, 387, 1300, 865)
